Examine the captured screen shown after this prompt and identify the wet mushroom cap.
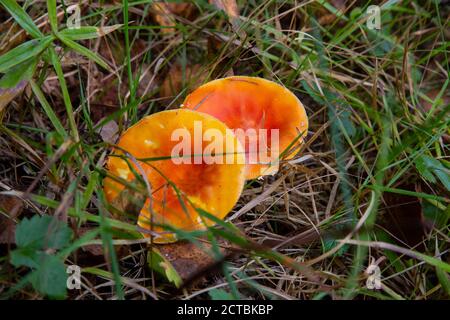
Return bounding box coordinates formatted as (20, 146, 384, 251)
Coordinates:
(182, 76, 308, 179)
(103, 109, 246, 243)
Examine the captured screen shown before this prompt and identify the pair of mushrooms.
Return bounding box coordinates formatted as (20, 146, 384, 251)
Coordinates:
(103, 76, 308, 243)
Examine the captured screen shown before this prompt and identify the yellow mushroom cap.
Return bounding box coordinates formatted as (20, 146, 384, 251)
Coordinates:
(103, 109, 246, 243)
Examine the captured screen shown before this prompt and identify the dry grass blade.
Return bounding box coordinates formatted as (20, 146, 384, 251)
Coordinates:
(0, 80, 27, 115)
(228, 174, 286, 221)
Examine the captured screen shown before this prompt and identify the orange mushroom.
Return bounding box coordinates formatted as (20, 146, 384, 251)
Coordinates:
(182, 76, 308, 179)
(103, 109, 246, 243)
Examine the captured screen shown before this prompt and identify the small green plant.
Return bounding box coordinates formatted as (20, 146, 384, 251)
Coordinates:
(10, 215, 73, 299)
(0, 0, 120, 141)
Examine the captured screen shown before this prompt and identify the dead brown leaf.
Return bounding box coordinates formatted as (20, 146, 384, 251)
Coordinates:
(317, 0, 346, 26)
(209, 0, 239, 19)
(90, 39, 154, 119)
(150, 2, 195, 33)
(0, 81, 28, 116)
(0, 195, 23, 244)
(110, 187, 146, 224)
(98, 120, 119, 144)
(382, 184, 426, 252)
(154, 239, 233, 287)
(160, 63, 208, 105)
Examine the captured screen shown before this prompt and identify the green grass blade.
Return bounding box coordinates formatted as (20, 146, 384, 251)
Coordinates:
(97, 189, 125, 299)
(436, 265, 450, 296)
(57, 33, 110, 71)
(59, 25, 122, 40)
(0, 37, 53, 73)
(29, 80, 67, 138)
(46, 0, 58, 32)
(0, 57, 38, 88)
(48, 47, 79, 141)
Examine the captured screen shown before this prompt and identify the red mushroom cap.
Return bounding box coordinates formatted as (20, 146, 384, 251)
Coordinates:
(182, 76, 308, 179)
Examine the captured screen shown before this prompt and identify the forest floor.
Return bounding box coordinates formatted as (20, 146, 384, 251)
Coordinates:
(0, 0, 449, 300)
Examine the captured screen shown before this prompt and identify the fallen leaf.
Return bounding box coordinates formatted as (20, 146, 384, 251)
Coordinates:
(148, 239, 233, 288)
(317, 0, 346, 26)
(164, 2, 195, 16)
(150, 2, 195, 33)
(91, 39, 154, 117)
(98, 120, 119, 144)
(0, 80, 28, 115)
(0, 195, 24, 244)
(110, 187, 146, 224)
(160, 63, 208, 105)
(209, 0, 239, 19)
(382, 184, 426, 252)
(331, 0, 346, 9)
